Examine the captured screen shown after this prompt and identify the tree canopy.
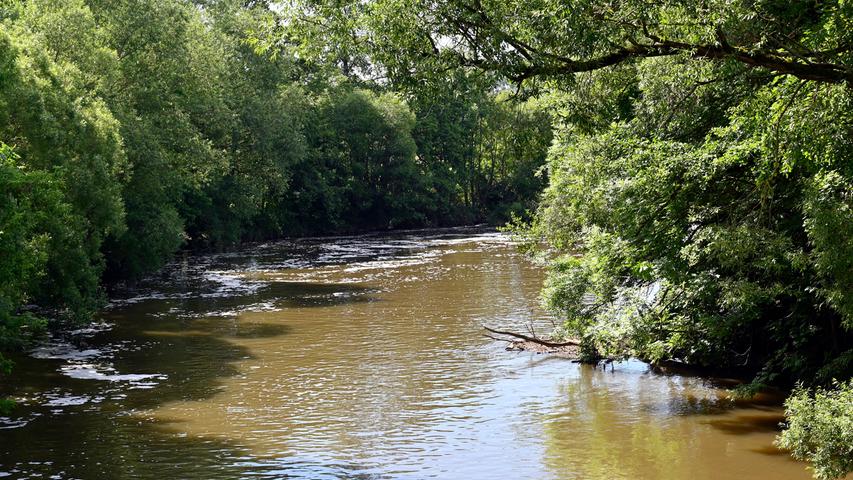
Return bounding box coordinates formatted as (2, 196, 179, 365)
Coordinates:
(1, 0, 851, 476)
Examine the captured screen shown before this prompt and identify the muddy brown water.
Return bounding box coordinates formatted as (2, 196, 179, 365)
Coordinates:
(0, 229, 819, 479)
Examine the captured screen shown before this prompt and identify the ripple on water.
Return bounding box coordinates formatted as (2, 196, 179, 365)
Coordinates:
(4, 228, 813, 480)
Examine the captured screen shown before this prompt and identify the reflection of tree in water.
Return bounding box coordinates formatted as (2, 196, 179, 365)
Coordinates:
(537, 364, 808, 480)
(1, 314, 254, 478)
(538, 365, 688, 480)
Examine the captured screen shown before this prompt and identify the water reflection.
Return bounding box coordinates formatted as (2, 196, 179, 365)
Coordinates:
(538, 363, 806, 480)
(0, 229, 818, 479)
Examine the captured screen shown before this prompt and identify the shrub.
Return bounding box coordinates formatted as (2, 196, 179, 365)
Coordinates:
(776, 381, 853, 480)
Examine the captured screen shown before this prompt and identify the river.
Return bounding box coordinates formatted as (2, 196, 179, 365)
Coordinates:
(0, 228, 814, 479)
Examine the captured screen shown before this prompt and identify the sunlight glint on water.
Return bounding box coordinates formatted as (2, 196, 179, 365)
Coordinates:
(0, 229, 812, 479)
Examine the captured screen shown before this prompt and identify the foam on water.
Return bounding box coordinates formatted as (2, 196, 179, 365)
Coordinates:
(26, 320, 167, 395)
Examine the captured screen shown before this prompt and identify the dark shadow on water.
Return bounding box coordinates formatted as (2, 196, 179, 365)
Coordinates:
(264, 282, 380, 308)
(639, 391, 783, 418)
(0, 281, 386, 479)
(705, 413, 786, 435)
(1, 413, 389, 479)
(278, 294, 378, 309)
(752, 444, 793, 457)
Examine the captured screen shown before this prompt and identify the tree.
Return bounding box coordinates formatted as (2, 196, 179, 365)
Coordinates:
(318, 0, 853, 86)
(310, 87, 429, 230)
(0, 20, 124, 319)
(0, 141, 94, 376)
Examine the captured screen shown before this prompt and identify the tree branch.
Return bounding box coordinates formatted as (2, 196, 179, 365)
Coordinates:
(483, 326, 580, 347)
(443, 8, 852, 85)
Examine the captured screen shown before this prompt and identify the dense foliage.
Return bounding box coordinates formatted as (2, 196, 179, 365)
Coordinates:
(777, 381, 853, 480)
(2, 0, 851, 476)
(0, 0, 550, 402)
(534, 76, 853, 391)
(268, 0, 853, 476)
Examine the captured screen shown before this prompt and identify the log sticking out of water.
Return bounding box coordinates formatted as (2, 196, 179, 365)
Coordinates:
(483, 326, 580, 348)
(484, 326, 581, 357)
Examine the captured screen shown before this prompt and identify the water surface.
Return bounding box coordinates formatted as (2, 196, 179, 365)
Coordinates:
(0, 229, 815, 479)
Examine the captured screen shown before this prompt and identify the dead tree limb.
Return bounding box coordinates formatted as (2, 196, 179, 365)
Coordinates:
(484, 333, 514, 343)
(483, 326, 580, 348)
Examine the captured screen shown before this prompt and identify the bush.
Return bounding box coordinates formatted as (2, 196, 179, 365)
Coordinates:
(776, 381, 853, 480)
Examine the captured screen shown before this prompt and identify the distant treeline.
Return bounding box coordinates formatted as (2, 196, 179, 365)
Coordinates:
(0, 0, 551, 367)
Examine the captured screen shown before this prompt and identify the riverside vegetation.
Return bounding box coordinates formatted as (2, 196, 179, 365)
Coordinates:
(1, 0, 852, 478)
(0, 0, 550, 398)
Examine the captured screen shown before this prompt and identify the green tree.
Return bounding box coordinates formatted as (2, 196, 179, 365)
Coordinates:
(309, 0, 853, 87)
(0, 141, 94, 383)
(113, 1, 233, 275)
(311, 87, 428, 230)
(471, 91, 552, 222)
(0, 23, 124, 319)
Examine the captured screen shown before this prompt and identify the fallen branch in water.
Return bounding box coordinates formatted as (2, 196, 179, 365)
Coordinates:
(483, 326, 580, 348)
(484, 333, 513, 343)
